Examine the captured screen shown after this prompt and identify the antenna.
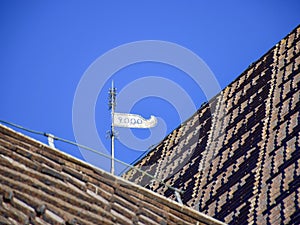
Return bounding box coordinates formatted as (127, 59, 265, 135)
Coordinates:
(108, 80, 117, 175)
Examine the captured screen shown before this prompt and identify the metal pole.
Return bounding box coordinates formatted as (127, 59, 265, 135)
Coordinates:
(109, 81, 116, 175)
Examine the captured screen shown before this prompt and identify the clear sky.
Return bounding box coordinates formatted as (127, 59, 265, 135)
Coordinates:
(1, 1, 299, 174)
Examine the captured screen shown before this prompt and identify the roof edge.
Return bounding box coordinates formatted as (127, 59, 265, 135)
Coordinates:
(0, 123, 226, 225)
(128, 24, 300, 168)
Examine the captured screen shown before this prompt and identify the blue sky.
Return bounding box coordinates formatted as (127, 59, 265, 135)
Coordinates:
(1, 1, 299, 174)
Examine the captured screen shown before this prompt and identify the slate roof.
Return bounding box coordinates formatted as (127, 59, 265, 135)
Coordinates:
(124, 25, 300, 225)
(0, 124, 226, 225)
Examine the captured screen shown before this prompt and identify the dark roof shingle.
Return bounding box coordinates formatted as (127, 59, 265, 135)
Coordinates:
(123, 25, 300, 225)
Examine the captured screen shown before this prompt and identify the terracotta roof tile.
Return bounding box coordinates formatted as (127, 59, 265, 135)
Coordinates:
(0, 124, 225, 225)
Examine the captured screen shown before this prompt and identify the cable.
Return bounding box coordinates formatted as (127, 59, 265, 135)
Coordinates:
(0, 120, 45, 136)
(0, 119, 184, 196)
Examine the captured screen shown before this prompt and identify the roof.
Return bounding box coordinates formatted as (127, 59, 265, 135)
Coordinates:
(0, 124, 226, 225)
(123, 25, 300, 225)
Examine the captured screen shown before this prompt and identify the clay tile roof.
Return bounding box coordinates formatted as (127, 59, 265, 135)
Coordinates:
(123, 24, 300, 225)
(0, 124, 226, 225)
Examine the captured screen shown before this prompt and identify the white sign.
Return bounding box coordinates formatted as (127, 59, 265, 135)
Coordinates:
(113, 112, 157, 128)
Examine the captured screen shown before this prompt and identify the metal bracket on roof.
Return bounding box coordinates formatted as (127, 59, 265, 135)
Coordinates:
(174, 190, 183, 205)
(46, 133, 55, 148)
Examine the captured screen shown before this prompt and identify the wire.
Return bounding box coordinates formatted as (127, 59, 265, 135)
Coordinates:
(0, 120, 45, 136)
(0, 119, 184, 195)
